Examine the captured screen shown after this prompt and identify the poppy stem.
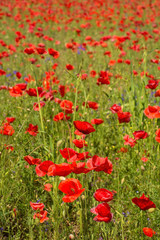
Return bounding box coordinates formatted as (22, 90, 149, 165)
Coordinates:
(140, 210, 143, 239)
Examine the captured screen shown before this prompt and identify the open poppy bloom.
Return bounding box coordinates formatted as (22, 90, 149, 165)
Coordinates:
(144, 106, 160, 119)
(6, 117, 16, 123)
(83, 101, 99, 110)
(132, 193, 156, 210)
(30, 202, 45, 211)
(87, 155, 113, 174)
(145, 80, 158, 89)
(53, 112, 70, 121)
(0, 122, 15, 136)
(35, 161, 54, 177)
(44, 183, 52, 192)
(117, 112, 131, 123)
(97, 71, 111, 85)
(73, 121, 95, 134)
(90, 203, 113, 222)
(33, 101, 45, 111)
(94, 188, 113, 202)
(58, 178, 85, 202)
(110, 104, 122, 114)
(143, 228, 156, 237)
(91, 119, 104, 125)
(24, 155, 41, 165)
(66, 64, 74, 70)
(48, 163, 73, 177)
(25, 124, 38, 136)
(60, 100, 73, 114)
(60, 148, 78, 162)
(72, 162, 90, 174)
(72, 139, 88, 148)
(48, 48, 60, 58)
(133, 131, 149, 140)
(155, 129, 160, 143)
(124, 135, 137, 147)
(9, 86, 23, 97)
(33, 210, 49, 223)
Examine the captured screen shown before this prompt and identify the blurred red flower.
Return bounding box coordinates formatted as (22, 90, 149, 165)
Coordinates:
(35, 161, 54, 177)
(133, 131, 149, 140)
(58, 178, 85, 202)
(94, 188, 113, 202)
(25, 124, 38, 136)
(0, 122, 14, 136)
(143, 228, 156, 237)
(90, 203, 113, 222)
(73, 121, 95, 134)
(117, 112, 131, 123)
(72, 139, 88, 148)
(110, 104, 122, 114)
(144, 106, 160, 119)
(132, 193, 156, 210)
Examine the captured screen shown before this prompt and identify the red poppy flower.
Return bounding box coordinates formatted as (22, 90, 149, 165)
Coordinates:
(4, 145, 14, 151)
(83, 101, 99, 110)
(26, 87, 43, 97)
(133, 131, 149, 140)
(30, 202, 45, 211)
(74, 130, 86, 139)
(60, 100, 73, 114)
(48, 48, 60, 58)
(48, 163, 73, 177)
(141, 157, 148, 162)
(91, 119, 104, 125)
(9, 86, 23, 97)
(33, 210, 49, 223)
(77, 152, 91, 161)
(73, 121, 95, 134)
(145, 80, 158, 89)
(25, 124, 38, 136)
(132, 193, 156, 210)
(44, 183, 52, 192)
(72, 139, 88, 148)
(144, 106, 160, 119)
(90, 70, 96, 77)
(66, 64, 74, 70)
(124, 135, 137, 147)
(36, 47, 47, 55)
(97, 71, 111, 85)
(60, 148, 77, 162)
(0, 122, 15, 136)
(94, 188, 113, 202)
(90, 203, 113, 222)
(53, 112, 70, 121)
(59, 85, 66, 97)
(33, 101, 45, 111)
(24, 155, 41, 165)
(0, 69, 6, 75)
(24, 47, 35, 54)
(155, 129, 160, 143)
(35, 161, 54, 177)
(15, 83, 27, 91)
(72, 162, 90, 174)
(155, 89, 160, 97)
(58, 178, 85, 202)
(117, 112, 131, 123)
(6, 117, 15, 123)
(143, 228, 156, 237)
(87, 155, 113, 174)
(110, 104, 122, 114)
(16, 72, 22, 79)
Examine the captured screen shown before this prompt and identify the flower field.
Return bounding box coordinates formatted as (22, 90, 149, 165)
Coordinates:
(0, 0, 160, 239)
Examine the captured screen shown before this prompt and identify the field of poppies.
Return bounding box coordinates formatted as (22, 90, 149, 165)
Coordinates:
(0, 0, 160, 239)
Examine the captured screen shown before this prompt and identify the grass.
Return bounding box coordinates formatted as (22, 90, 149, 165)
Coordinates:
(0, 0, 160, 239)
